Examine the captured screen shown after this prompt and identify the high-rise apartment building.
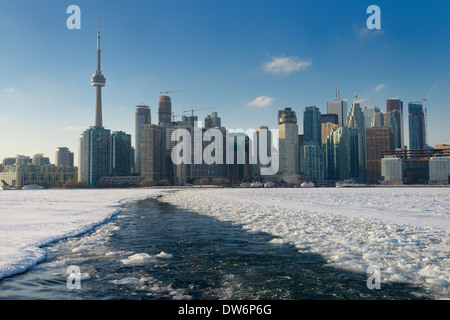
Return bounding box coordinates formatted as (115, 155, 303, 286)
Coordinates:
(278, 108, 299, 178)
(32, 153, 50, 166)
(135, 105, 151, 174)
(111, 131, 132, 176)
(408, 102, 426, 150)
(386, 99, 404, 149)
(55, 147, 74, 168)
(79, 127, 111, 186)
(141, 124, 165, 182)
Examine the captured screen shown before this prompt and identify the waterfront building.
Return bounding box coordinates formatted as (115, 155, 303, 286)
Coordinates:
(79, 127, 111, 186)
(111, 131, 132, 176)
(381, 156, 403, 185)
(0, 164, 77, 189)
(429, 157, 450, 184)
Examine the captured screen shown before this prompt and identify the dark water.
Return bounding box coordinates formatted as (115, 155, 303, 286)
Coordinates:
(0, 196, 428, 300)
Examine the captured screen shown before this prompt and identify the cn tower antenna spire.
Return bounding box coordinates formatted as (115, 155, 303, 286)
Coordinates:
(92, 19, 106, 128)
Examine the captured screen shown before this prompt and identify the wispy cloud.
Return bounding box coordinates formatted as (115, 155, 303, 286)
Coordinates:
(61, 125, 84, 132)
(2, 88, 22, 95)
(355, 98, 371, 105)
(263, 56, 311, 75)
(374, 84, 386, 92)
(353, 23, 384, 39)
(247, 96, 274, 108)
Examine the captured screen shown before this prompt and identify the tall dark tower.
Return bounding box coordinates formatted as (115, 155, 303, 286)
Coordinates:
(92, 20, 106, 128)
(158, 95, 172, 125)
(386, 99, 403, 149)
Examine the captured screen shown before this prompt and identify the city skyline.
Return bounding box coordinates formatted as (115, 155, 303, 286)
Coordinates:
(1, 1, 450, 163)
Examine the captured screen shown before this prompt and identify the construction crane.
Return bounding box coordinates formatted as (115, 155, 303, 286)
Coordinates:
(171, 113, 183, 122)
(160, 90, 182, 96)
(422, 81, 438, 147)
(183, 107, 214, 117)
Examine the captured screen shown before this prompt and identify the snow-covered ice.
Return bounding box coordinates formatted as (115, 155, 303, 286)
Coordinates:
(1, 186, 449, 299)
(0, 188, 162, 281)
(160, 187, 450, 299)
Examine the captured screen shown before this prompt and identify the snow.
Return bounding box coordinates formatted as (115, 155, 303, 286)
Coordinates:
(160, 187, 450, 299)
(0, 188, 162, 281)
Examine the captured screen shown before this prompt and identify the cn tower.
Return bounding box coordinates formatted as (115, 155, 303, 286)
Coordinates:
(91, 20, 106, 128)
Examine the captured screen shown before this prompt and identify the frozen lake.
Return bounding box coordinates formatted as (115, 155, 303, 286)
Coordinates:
(0, 187, 448, 299)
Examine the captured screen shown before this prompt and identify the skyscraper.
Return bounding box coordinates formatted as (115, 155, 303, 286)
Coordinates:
(325, 127, 350, 181)
(135, 105, 151, 174)
(303, 106, 322, 145)
(386, 99, 404, 149)
(79, 21, 111, 187)
(363, 106, 380, 128)
(346, 95, 366, 181)
(327, 87, 347, 127)
(158, 95, 172, 126)
(300, 143, 324, 181)
(79, 127, 111, 186)
(141, 124, 165, 182)
(408, 102, 426, 150)
(278, 108, 299, 179)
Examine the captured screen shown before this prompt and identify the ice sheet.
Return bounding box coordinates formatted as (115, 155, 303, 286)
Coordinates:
(0, 188, 162, 281)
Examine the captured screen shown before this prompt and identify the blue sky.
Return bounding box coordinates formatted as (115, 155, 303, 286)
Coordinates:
(0, 0, 449, 162)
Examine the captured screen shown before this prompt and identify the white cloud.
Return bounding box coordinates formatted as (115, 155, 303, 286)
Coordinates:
(247, 96, 274, 108)
(61, 125, 85, 132)
(374, 84, 386, 92)
(263, 56, 311, 75)
(355, 98, 371, 105)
